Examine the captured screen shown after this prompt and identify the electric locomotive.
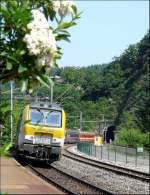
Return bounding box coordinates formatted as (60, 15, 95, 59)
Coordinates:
(14, 102, 66, 162)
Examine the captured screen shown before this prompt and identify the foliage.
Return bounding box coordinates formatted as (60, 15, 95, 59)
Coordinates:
(1, 29, 149, 148)
(0, 102, 10, 127)
(117, 111, 138, 130)
(0, 0, 81, 92)
(0, 142, 12, 156)
(0, 0, 81, 145)
(59, 31, 150, 133)
(115, 128, 149, 148)
(36, 32, 149, 134)
(0, 89, 27, 145)
(0, 102, 11, 145)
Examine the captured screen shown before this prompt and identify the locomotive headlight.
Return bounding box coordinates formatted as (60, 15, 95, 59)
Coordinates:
(52, 138, 64, 147)
(52, 138, 60, 143)
(25, 135, 34, 141)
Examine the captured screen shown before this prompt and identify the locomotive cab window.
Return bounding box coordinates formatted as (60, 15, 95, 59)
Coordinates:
(29, 109, 43, 124)
(46, 111, 61, 127)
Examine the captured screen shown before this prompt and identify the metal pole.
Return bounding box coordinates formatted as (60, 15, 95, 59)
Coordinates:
(104, 130, 107, 144)
(115, 145, 116, 163)
(0, 82, 2, 144)
(126, 146, 128, 164)
(108, 144, 109, 160)
(75, 114, 77, 127)
(10, 81, 13, 144)
(50, 81, 54, 104)
(135, 148, 137, 167)
(98, 122, 100, 136)
(80, 112, 82, 131)
(101, 145, 102, 159)
(0, 81, 1, 103)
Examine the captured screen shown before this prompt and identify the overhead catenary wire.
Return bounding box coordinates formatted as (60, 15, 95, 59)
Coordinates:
(55, 83, 76, 103)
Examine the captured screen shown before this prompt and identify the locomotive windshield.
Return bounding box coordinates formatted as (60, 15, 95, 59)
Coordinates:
(46, 111, 61, 127)
(29, 109, 44, 124)
(29, 108, 61, 127)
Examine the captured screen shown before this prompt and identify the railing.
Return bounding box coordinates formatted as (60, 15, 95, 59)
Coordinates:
(77, 142, 149, 168)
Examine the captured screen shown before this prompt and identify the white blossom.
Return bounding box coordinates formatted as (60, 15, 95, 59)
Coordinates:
(23, 9, 57, 68)
(53, 0, 61, 12)
(53, 0, 75, 17)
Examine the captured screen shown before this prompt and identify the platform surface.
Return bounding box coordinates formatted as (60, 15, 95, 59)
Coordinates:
(0, 157, 64, 194)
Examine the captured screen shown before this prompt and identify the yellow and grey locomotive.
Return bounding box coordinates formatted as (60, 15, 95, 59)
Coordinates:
(15, 102, 66, 162)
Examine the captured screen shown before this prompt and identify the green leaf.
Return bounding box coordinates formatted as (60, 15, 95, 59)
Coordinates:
(55, 34, 71, 42)
(21, 79, 28, 93)
(75, 11, 83, 19)
(0, 54, 19, 63)
(49, 9, 56, 21)
(0, 51, 7, 56)
(20, 50, 26, 55)
(6, 62, 12, 70)
(55, 21, 77, 33)
(36, 75, 50, 88)
(57, 22, 73, 30)
(18, 65, 27, 73)
(72, 5, 77, 16)
(47, 77, 54, 86)
(5, 143, 12, 152)
(59, 30, 71, 36)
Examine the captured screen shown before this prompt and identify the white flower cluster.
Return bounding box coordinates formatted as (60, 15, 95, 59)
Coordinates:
(53, 0, 75, 17)
(23, 10, 57, 68)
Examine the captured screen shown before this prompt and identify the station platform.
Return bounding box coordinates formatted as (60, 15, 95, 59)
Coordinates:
(0, 157, 64, 194)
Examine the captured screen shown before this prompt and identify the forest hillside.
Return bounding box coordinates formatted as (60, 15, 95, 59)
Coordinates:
(1, 32, 149, 148)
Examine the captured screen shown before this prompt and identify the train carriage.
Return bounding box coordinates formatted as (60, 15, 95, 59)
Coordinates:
(79, 131, 95, 142)
(15, 102, 66, 162)
(64, 130, 95, 143)
(64, 129, 80, 144)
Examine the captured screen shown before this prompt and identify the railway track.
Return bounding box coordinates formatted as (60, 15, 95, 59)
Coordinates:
(29, 163, 113, 195)
(16, 157, 113, 194)
(63, 145, 150, 182)
(14, 145, 149, 195)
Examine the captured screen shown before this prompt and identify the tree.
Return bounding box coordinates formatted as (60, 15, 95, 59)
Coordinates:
(59, 32, 149, 132)
(0, 0, 81, 92)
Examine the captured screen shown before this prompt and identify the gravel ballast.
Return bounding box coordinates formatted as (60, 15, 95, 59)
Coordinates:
(52, 153, 149, 194)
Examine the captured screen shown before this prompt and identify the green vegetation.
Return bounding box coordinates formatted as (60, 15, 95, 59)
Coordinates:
(0, 143, 12, 156)
(0, 192, 8, 195)
(57, 31, 149, 148)
(0, 0, 81, 92)
(115, 128, 149, 148)
(1, 31, 149, 149)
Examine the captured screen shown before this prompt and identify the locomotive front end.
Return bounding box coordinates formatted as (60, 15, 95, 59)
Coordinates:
(16, 102, 66, 162)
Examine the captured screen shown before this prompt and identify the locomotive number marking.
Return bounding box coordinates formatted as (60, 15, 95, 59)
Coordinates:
(33, 136, 51, 145)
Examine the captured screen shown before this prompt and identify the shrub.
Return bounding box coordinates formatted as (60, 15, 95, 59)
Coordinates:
(0, 143, 12, 156)
(115, 128, 149, 148)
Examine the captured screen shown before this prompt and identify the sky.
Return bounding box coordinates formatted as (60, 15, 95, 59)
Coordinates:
(57, 0, 149, 67)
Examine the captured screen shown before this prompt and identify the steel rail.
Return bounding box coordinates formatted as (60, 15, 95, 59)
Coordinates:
(27, 164, 75, 195)
(63, 146, 150, 182)
(15, 156, 74, 195)
(28, 163, 113, 195)
(15, 156, 113, 195)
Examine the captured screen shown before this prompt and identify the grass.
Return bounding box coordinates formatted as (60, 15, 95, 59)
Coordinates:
(0, 143, 12, 157)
